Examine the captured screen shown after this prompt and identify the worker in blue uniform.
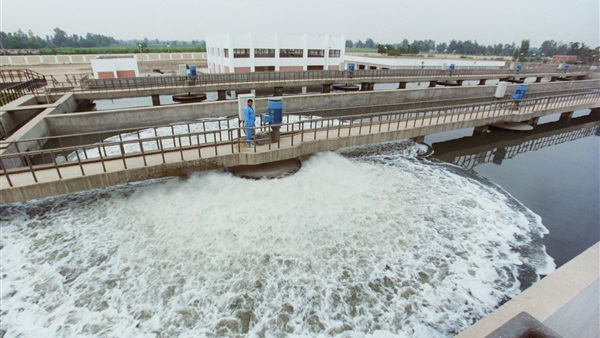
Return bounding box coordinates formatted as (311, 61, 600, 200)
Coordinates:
(243, 99, 255, 147)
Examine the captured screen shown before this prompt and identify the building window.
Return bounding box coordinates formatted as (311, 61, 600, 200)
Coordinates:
(254, 48, 275, 58)
(308, 49, 325, 58)
(234, 49, 250, 58)
(224, 49, 229, 58)
(329, 49, 341, 57)
(255, 66, 275, 72)
(280, 49, 303, 58)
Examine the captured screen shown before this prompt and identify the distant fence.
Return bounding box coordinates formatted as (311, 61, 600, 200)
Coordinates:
(0, 53, 208, 66)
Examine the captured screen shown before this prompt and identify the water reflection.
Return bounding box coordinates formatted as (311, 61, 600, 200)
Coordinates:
(431, 111, 599, 171)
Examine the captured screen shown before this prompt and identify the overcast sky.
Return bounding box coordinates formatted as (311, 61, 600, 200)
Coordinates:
(1, 0, 599, 47)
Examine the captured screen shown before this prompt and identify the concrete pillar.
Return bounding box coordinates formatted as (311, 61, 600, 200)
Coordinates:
(321, 84, 331, 94)
(398, 82, 407, 89)
(528, 117, 540, 126)
(151, 94, 161, 106)
(535, 77, 543, 83)
(302, 86, 307, 94)
(559, 111, 574, 122)
(478, 79, 486, 86)
(75, 99, 95, 111)
(456, 80, 464, 86)
(474, 125, 489, 133)
(217, 90, 227, 101)
(429, 81, 436, 88)
(274, 86, 283, 96)
(361, 83, 373, 91)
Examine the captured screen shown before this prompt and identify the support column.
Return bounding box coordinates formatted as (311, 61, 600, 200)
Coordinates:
(559, 111, 574, 122)
(535, 76, 543, 83)
(217, 90, 227, 101)
(398, 82, 407, 89)
(428, 81, 436, 88)
(321, 84, 331, 94)
(528, 117, 540, 126)
(474, 125, 489, 133)
(151, 94, 161, 106)
(274, 86, 283, 96)
(361, 83, 373, 91)
(456, 80, 464, 86)
(478, 79, 486, 86)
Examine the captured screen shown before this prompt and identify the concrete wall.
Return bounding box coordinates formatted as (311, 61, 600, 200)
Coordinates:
(1, 93, 78, 168)
(0, 95, 39, 139)
(0, 53, 207, 66)
(456, 243, 599, 338)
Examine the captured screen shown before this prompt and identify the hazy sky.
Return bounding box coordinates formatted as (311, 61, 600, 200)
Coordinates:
(2, 0, 599, 47)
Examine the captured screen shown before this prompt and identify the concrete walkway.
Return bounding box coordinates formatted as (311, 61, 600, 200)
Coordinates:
(2, 95, 599, 203)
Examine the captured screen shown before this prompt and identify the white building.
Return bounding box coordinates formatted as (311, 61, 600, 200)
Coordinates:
(206, 33, 345, 73)
(91, 56, 140, 79)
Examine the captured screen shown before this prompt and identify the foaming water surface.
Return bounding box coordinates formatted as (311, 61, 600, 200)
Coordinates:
(1, 141, 555, 337)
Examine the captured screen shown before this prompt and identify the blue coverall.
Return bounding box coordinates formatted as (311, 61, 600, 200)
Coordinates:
(243, 105, 255, 146)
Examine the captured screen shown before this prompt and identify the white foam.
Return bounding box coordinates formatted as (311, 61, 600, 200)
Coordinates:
(0, 141, 554, 337)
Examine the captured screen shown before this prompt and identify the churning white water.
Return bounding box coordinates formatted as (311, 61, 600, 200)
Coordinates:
(1, 140, 554, 337)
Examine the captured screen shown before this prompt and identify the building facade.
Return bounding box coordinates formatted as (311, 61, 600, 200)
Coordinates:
(91, 56, 139, 79)
(206, 33, 345, 73)
(551, 55, 577, 65)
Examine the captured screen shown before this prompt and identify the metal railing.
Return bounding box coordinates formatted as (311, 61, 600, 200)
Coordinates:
(0, 69, 47, 84)
(0, 69, 48, 106)
(73, 67, 591, 92)
(1, 88, 598, 187)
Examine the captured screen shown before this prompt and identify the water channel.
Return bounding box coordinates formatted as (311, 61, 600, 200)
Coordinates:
(1, 91, 597, 337)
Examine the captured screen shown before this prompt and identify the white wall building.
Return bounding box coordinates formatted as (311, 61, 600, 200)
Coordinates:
(91, 56, 140, 79)
(206, 33, 345, 73)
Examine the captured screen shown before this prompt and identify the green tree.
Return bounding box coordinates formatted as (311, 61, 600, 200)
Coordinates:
(515, 39, 530, 61)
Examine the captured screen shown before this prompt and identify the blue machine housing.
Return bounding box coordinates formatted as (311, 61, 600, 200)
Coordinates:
(511, 85, 527, 99)
(262, 98, 283, 124)
(189, 65, 197, 77)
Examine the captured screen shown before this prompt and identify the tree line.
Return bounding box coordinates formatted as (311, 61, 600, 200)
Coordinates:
(0, 27, 205, 52)
(347, 38, 598, 63)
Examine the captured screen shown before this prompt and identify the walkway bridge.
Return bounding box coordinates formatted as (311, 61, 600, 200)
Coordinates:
(47, 67, 591, 101)
(1, 88, 599, 203)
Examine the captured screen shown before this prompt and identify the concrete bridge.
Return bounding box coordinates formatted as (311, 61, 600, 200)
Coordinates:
(432, 112, 600, 171)
(1, 84, 598, 204)
(52, 67, 590, 101)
